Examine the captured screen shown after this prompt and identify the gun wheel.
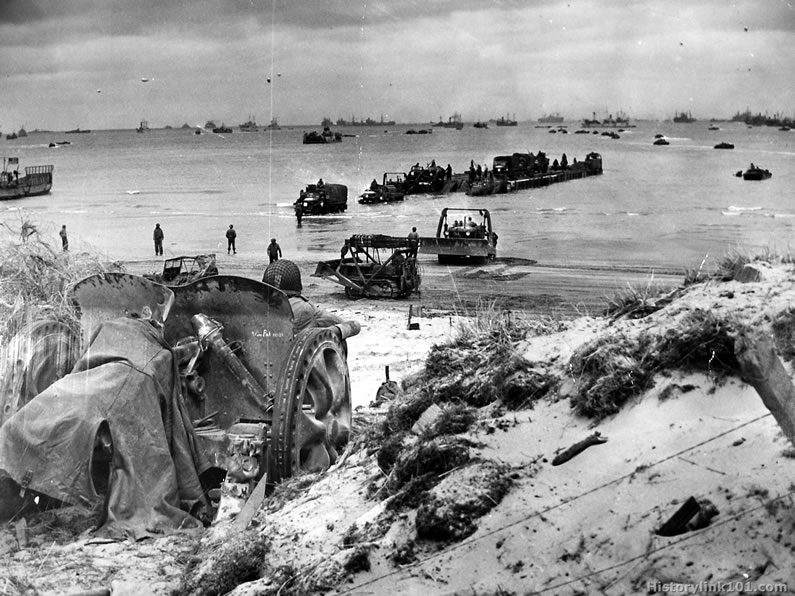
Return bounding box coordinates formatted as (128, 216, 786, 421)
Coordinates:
(267, 327, 352, 484)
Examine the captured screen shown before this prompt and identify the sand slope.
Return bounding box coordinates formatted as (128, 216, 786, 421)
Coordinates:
(3, 259, 795, 594)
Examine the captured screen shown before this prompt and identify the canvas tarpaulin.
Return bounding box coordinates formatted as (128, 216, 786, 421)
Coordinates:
(0, 316, 209, 540)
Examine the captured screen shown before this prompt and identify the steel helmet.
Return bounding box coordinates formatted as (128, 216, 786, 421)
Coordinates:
(262, 259, 302, 296)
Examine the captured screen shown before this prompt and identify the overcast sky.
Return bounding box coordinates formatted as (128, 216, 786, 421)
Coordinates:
(0, 0, 793, 131)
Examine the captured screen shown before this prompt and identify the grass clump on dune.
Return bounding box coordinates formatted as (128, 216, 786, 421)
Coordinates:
(569, 309, 740, 419)
(0, 225, 122, 341)
(422, 303, 556, 410)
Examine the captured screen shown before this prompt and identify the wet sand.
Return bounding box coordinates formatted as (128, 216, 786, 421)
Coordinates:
(123, 253, 684, 318)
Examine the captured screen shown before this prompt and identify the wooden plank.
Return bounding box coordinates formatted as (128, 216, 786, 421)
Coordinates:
(735, 333, 795, 445)
(233, 473, 268, 531)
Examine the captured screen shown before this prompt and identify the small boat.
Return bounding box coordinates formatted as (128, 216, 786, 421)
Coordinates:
(473, 121, 489, 129)
(713, 142, 734, 150)
(6, 132, 17, 140)
(136, 120, 149, 133)
(741, 164, 772, 181)
(0, 157, 54, 200)
(303, 127, 342, 144)
(212, 124, 232, 133)
(708, 124, 720, 131)
(653, 138, 670, 145)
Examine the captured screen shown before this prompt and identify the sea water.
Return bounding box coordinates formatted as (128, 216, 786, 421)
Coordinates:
(1, 122, 792, 274)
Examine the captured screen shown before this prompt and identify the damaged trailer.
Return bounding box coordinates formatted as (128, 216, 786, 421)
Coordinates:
(0, 272, 358, 538)
(313, 234, 421, 299)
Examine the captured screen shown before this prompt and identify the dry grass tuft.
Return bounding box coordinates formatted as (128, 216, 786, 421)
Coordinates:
(603, 275, 675, 319)
(569, 309, 740, 419)
(0, 235, 123, 341)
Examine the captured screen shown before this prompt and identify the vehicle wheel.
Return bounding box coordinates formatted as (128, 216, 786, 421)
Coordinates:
(267, 327, 351, 485)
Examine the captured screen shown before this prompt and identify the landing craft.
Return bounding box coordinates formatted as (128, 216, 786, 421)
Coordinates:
(141, 78, 149, 82)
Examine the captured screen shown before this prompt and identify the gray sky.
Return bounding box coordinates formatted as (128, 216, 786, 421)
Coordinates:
(1, 0, 793, 130)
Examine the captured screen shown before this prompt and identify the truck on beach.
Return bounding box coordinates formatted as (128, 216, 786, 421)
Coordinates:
(295, 183, 348, 215)
(418, 207, 497, 264)
(358, 173, 406, 204)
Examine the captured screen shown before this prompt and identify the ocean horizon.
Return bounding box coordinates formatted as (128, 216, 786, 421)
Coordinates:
(1, 121, 792, 279)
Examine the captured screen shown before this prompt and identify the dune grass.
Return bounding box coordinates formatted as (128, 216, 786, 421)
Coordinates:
(0, 226, 123, 341)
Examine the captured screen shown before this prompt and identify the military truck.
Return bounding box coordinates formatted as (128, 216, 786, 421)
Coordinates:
(418, 207, 497, 264)
(295, 183, 348, 215)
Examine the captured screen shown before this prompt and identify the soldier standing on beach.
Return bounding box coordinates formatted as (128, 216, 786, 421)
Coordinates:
(153, 223, 164, 256)
(226, 224, 237, 254)
(294, 202, 303, 227)
(59, 225, 68, 252)
(407, 226, 419, 258)
(267, 238, 282, 264)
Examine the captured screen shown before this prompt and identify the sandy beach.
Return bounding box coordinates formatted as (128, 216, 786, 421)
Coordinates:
(2, 249, 795, 594)
(122, 253, 684, 410)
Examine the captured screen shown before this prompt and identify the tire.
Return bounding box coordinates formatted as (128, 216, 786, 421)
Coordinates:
(266, 327, 352, 485)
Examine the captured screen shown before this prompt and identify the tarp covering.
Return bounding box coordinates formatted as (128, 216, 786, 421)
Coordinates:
(0, 316, 209, 540)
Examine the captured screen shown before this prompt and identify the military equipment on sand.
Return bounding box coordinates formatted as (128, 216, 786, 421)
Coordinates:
(313, 234, 421, 298)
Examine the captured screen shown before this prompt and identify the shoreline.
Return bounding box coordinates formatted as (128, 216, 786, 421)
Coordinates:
(121, 253, 685, 318)
(121, 254, 684, 409)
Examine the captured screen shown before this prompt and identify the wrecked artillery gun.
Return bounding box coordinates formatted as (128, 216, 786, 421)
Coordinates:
(0, 272, 358, 530)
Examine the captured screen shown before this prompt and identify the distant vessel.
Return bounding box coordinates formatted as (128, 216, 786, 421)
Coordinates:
(136, 120, 149, 133)
(266, 118, 281, 131)
(494, 114, 518, 126)
(65, 128, 91, 134)
(434, 113, 464, 129)
(673, 111, 696, 123)
(212, 123, 232, 133)
(581, 111, 633, 128)
(17, 128, 27, 138)
(537, 113, 563, 124)
(204, 121, 217, 130)
(303, 126, 342, 144)
(0, 157, 54, 200)
(473, 121, 489, 129)
(740, 164, 772, 181)
(239, 116, 259, 132)
(331, 115, 396, 127)
(6, 132, 17, 140)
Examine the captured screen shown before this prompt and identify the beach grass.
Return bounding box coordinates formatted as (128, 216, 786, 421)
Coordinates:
(0, 230, 123, 341)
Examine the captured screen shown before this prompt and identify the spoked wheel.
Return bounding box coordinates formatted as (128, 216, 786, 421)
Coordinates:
(267, 327, 352, 485)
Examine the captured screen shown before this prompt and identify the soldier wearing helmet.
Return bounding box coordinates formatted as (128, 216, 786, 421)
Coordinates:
(262, 260, 343, 334)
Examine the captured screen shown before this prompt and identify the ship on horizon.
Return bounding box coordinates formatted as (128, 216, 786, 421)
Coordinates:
(537, 113, 564, 124)
(494, 113, 518, 126)
(581, 110, 634, 128)
(328, 115, 396, 126)
(433, 113, 464, 129)
(239, 115, 259, 132)
(673, 111, 696, 123)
